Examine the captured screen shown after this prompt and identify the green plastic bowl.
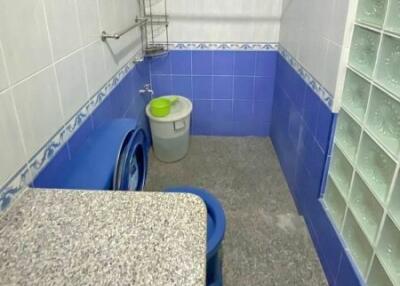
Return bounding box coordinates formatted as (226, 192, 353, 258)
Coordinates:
(150, 96, 178, 117)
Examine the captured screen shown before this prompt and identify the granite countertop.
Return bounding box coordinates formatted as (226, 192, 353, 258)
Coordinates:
(0, 188, 207, 286)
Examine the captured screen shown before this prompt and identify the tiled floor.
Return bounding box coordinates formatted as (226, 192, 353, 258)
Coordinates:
(146, 136, 327, 286)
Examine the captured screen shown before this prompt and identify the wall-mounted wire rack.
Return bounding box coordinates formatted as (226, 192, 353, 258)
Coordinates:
(101, 0, 169, 58)
(138, 0, 169, 57)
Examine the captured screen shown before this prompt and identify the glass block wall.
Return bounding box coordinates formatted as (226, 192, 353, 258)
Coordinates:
(323, 0, 400, 285)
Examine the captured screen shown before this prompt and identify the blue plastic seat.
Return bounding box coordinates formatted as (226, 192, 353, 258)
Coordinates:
(33, 119, 147, 191)
(165, 187, 225, 286)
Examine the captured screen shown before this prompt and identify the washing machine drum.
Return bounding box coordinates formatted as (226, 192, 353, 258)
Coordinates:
(113, 129, 148, 191)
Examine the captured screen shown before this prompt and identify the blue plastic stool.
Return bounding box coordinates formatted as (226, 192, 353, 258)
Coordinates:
(165, 187, 226, 286)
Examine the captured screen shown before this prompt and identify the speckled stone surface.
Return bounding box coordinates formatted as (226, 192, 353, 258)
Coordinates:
(146, 136, 328, 286)
(0, 189, 207, 286)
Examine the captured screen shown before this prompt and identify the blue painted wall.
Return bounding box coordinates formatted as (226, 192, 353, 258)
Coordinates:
(150, 50, 277, 136)
(271, 55, 363, 286)
(32, 60, 151, 186)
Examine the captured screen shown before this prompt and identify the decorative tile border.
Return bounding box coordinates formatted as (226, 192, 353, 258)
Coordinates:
(278, 45, 334, 110)
(0, 58, 137, 213)
(167, 42, 280, 51)
(0, 42, 335, 213)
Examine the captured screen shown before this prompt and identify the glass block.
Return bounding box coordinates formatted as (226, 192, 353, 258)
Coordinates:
(356, 0, 388, 28)
(349, 173, 384, 243)
(342, 69, 371, 121)
(376, 217, 400, 284)
(384, 0, 400, 35)
(329, 146, 353, 198)
(389, 174, 400, 227)
(366, 87, 400, 156)
(376, 35, 400, 98)
(336, 110, 362, 160)
(342, 211, 373, 277)
(357, 133, 396, 203)
(367, 257, 394, 286)
(349, 26, 380, 77)
(324, 177, 346, 229)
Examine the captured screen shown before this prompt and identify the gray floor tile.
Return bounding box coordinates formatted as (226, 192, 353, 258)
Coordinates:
(146, 136, 327, 286)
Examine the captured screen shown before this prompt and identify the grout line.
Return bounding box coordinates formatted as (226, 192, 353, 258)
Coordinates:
(0, 40, 11, 89)
(73, 0, 91, 103)
(41, 0, 69, 159)
(0, 38, 102, 98)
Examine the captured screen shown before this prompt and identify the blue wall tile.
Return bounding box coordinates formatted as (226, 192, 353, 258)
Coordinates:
(213, 100, 233, 122)
(285, 69, 306, 109)
(315, 101, 334, 152)
(193, 76, 212, 99)
(67, 116, 94, 157)
(254, 77, 275, 101)
(234, 76, 254, 100)
(271, 54, 363, 286)
(171, 51, 191, 74)
(234, 51, 256, 76)
(335, 252, 364, 286)
(302, 87, 320, 133)
(213, 76, 233, 100)
(213, 120, 235, 136)
(192, 100, 213, 135)
(92, 62, 150, 130)
(254, 100, 271, 123)
(255, 52, 277, 77)
(287, 105, 302, 148)
(172, 75, 192, 99)
(213, 51, 235, 75)
(192, 51, 213, 75)
(313, 206, 344, 284)
(150, 54, 171, 74)
(209, 99, 236, 135)
(152, 75, 172, 96)
(31, 145, 71, 188)
(150, 50, 277, 136)
(233, 100, 252, 121)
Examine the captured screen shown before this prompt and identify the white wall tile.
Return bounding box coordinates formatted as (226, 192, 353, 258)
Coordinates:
(98, 0, 118, 32)
(0, 43, 9, 92)
(44, 0, 82, 60)
(83, 41, 107, 96)
(280, 0, 350, 96)
(323, 43, 342, 95)
(166, 0, 282, 42)
(97, 0, 141, 75)
(12, 67, 64, 157)
(0, 0, 52, 84)
(0, 90, 27, 187)
(329, 0, 350, 45)
(0, 0, 144, 191)
(55, 50, 89, 120)
(76, 0, 101, 45)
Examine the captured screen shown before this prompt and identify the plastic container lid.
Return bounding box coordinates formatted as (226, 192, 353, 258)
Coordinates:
(146, 95, 192, 122)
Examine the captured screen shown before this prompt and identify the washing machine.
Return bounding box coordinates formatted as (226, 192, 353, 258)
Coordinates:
(33, 119, 148, 191)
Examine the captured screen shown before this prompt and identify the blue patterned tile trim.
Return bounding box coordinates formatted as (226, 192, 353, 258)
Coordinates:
(0, 58, 137, 213)
(167, 42, 280, 51)
(278, 45, 334, 110)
